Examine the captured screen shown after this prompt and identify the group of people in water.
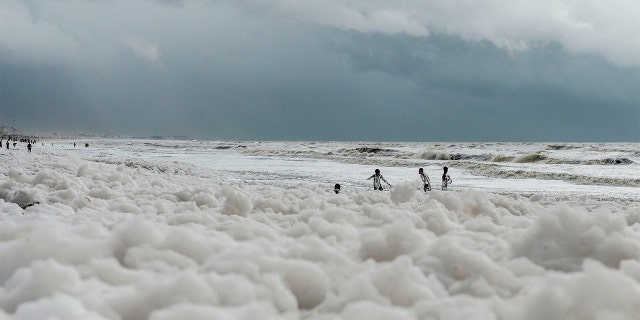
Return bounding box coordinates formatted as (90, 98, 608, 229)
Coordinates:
(334, 166, 453, 194)
(4, 134, 454, 193)
(419, 166, 452, 191)
(1, 136, 36, 152)
(1, 136, 90, 152)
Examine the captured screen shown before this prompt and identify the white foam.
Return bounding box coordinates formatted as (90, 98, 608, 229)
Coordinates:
(1, 141, 639, 319)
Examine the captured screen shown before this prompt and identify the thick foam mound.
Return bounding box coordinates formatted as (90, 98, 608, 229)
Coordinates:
(1, 149, 639, 319)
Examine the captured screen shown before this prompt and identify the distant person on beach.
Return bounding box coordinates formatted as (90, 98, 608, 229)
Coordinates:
(367, 169, 392, 191)
(418, 168, 431, 191)
(334, 183, 341, 194)
(6, 141, 9, 149)
(441, 166, 452, 191)
(27, 142, 32, 153)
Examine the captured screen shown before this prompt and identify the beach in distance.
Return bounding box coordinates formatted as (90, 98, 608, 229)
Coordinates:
(1, 139, 639, 319)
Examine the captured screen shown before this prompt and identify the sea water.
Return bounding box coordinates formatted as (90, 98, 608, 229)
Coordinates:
(79, 140, 640, 198)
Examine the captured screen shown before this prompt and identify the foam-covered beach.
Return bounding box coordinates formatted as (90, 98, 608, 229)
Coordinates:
(1, 140, 640, 319)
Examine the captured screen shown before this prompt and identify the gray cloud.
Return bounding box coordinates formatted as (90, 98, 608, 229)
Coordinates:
(331, 32, 639, 141)
(1, 0, 638, 141)
(223, 0, 640, 67)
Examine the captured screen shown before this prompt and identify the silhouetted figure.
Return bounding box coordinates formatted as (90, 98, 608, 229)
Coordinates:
(6, 141, 10, 149)
(27, 143, 32, 153)
(334, 183, 341, 194)
(419, 168, 431, 191)
(367, 169, 392, 191)
(441, 166, 453, 191)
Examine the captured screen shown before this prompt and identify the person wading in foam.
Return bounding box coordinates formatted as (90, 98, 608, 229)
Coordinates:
(418, 168, 431, 191)
(367, 169, 392, 191)
(441, 166, 452, 190)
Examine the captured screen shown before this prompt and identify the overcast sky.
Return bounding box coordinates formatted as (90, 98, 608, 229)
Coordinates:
(1, 0, 639, 141)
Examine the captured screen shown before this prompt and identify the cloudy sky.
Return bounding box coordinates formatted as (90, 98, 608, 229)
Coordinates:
(1, 0, 639, 141)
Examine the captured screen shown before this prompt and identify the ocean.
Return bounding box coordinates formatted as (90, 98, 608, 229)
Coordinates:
(1, 139, 639, 319)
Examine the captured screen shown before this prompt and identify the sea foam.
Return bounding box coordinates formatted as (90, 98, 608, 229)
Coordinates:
(1, 144, 639, 319)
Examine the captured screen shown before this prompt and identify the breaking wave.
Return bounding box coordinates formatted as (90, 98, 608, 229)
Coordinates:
(546, 144, 579, 150)
(417, 151, 453, 161)
(602, 158, 633, 165)
(513, 153, 547, 163)
(492, 155, 515, 162)
(418, 151, 492, 161)
(338, 147, 398, 156)
(454, 162, 640, 187)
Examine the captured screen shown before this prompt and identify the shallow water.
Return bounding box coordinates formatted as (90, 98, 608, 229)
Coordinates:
(63, 139, 640, 199)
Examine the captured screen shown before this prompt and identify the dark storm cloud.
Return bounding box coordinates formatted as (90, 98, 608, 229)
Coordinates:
(332, 33, 639, 141)
(1, 0, 638, 141)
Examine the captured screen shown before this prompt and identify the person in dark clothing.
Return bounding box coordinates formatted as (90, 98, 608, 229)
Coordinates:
(441, 166, 453, 191)
(419, 168, 431, 191)
(367, 169, 392, 191)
